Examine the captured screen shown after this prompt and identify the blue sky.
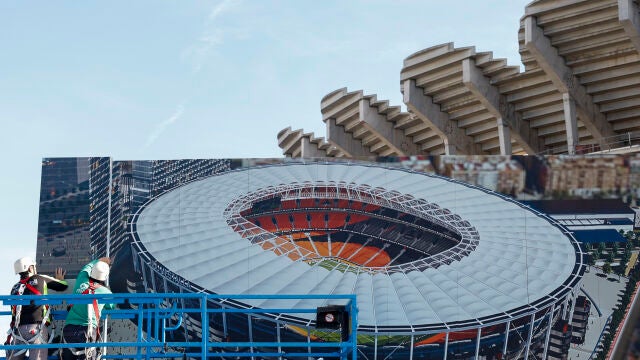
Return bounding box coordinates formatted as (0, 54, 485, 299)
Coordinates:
(0, 0, 529, 339)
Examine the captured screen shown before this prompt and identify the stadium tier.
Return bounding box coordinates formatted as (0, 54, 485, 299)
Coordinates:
(279, 0, 640, 157)
(130, 161, 586, 359)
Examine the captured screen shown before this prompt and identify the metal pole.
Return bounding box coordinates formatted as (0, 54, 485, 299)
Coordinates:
(474, 328, 481, 359)
(568, 290, 577, 325)
(409, 334, 414, 360)
(103, 158, 114, 358)
(443, 332, 449, 360)
(502, 321, 510, 358)
(248, 315, 255, 360)
(351, 298, 357, 360)
(306, 325, 311, 358)
(523, 314, 535, 360)
(542, 306, 555, 360)
(201, 295, 208, 360)
(222, 305, 228, 338)
(277, 323, 282, 360)
(374, 335, 378, 360)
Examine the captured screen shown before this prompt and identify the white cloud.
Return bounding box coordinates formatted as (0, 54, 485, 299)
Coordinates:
(145, 104, 185, 148)
(209, 0, 236, 20)
(182, 0, 241, 73)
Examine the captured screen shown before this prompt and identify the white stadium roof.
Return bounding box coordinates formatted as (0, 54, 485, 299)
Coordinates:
(133, 162, 584, 332)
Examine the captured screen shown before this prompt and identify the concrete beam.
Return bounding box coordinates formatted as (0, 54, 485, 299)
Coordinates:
(524, 16, 616, 146)
(461, 58, 540, 154)
(359, 98, 418, 156)
(619, 0, 640, 55)
(524, 0, 585, 16)
(326, 118, 372, 157)
(402, 79, 477, 155)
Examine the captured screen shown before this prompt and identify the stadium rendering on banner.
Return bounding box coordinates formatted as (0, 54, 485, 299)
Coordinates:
(130, 161, 586, 360)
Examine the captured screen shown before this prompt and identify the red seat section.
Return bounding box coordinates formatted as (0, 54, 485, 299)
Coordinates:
(291, 213, 308, 229)
(274, 214, 292, 231)
(337, 199, 350, 209)
(254, 215, 277, 232)
(280, 200, 297, 210)
(361, 250, 391, 267)
(309, 212, 325, 229)
(363, 203, 380, 212)
(315, 242, 330, 257)
(337, 243, 391, 267)
(299, 199, 315, 208)
(326, 212, 347, 228)
(296, 241, 317, 255)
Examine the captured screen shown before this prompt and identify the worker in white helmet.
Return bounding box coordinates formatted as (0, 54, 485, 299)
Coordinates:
(6, 256, 68, 360)
(61, 258, 115, 360)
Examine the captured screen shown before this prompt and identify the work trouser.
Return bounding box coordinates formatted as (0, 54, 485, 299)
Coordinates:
(7, 323, 49, 360)
(61, 324, 98, 360)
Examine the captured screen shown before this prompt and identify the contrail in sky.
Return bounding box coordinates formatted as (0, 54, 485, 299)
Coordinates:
(145, 104, 185, 148)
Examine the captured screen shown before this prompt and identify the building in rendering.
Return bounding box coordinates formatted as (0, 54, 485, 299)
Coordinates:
(544, 155, 630, 198)
(36, 158, 232, 277)
(36, 158, 93, 276)
(130, 160, 586, 360)
(522, 199, 636, 247)
(130, 159, 232, 212)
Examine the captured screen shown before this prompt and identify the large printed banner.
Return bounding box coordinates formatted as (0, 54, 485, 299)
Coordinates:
(33, 155, 640, 360)
(35, 155, 639, 275)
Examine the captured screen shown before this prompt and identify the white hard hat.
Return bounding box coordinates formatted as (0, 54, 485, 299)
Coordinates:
(14, 257, 36, 274)
(90, 261, 110, 281)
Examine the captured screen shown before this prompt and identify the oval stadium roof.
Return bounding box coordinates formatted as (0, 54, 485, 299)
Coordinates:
(133, 162, 584, 332)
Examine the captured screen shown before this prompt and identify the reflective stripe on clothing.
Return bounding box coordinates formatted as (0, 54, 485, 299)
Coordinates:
(7, 324, 48, 360)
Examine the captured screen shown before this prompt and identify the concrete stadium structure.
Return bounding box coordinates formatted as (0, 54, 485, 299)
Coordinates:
(130, 161, 586, 359)
(278, 0, 640, 157)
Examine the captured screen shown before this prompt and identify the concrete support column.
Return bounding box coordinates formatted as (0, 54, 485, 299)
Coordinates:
(563, 93, 578, 155)
(619, 0, 640, 54)
(442, 140, 457, 155)
(524, 15, 615, 148)
(326, 118, 372, 157)
(300, 137, 324, 158)
(360, 98, 416, 155)
(462, 58, 539, 154)
(403, 79, 475, 155)
(497, 118, 512, 155)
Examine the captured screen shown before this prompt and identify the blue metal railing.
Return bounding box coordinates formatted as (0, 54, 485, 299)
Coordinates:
(0, 292, 358, 360)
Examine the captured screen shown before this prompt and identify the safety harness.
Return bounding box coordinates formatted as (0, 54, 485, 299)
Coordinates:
(63, 280, 102, 359)
(5, 277, 54, 357)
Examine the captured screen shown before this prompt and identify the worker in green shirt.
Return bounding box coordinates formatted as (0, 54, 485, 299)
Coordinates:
(61, 258, 115, 360)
